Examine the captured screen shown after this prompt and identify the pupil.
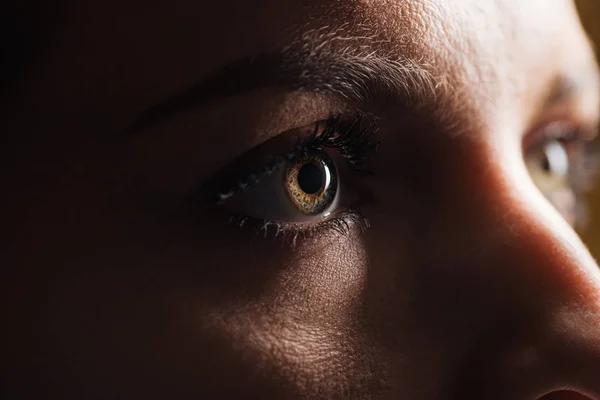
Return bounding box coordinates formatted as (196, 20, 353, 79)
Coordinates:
(542, 156, 551, 173)
(297, 163, 323, 194)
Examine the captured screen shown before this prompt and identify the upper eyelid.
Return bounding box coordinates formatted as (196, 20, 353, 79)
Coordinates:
(207, 113, 379, 203)
(524, 77, 600, 149)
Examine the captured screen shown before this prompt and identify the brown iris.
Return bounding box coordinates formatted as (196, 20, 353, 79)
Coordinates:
(284, 151, 338, 215)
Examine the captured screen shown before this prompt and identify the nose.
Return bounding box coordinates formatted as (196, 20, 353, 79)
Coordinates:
(367, 124, 600, 398)
(461, 170, 600, 399)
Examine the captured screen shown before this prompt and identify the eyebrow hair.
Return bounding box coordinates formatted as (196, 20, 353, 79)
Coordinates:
(130, 38, 441, 131)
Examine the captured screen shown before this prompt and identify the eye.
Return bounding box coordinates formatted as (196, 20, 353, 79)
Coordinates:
(222, 149, 342, 223)
(524, 121, 598, 226)
(525, 138, 570, 192)
(212, 113, 378, 240)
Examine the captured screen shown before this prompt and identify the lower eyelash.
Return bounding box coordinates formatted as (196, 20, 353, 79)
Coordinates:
(227, 209, 369, 249)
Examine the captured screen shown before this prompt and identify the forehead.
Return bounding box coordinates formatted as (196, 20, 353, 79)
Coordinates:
(34, 0, 596, 133)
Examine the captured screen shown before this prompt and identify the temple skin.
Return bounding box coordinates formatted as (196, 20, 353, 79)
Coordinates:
(2, 0, 600, 399)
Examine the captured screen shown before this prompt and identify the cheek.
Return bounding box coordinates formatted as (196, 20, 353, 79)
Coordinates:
(145, 226, 377, 397)
(357, 127, 538, 366)
(8, 175, 381, 396)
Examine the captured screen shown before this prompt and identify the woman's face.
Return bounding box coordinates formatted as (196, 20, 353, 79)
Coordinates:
(3, 0, 600, 398)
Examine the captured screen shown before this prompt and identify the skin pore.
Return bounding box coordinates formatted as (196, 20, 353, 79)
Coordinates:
(2, 0, 600, 399)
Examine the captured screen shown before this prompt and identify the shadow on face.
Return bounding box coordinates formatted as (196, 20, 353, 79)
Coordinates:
(2, 0, 600, 399)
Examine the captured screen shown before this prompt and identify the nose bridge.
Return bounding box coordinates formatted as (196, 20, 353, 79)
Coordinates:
(463, 176, 600, 398)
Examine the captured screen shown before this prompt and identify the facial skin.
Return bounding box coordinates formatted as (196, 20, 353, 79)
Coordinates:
(2, 0, 600, 398)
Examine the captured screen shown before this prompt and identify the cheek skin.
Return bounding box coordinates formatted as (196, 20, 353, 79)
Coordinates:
(360, 108, 600, 396)
(181, 229, 375, 396)
(4, 162, 377, 398)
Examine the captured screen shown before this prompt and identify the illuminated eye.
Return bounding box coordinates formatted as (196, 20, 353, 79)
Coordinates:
(285, 152, 338, 215)
(211, 113, 377, 233)
(215, 149, 342, 223)
(524, 128, 586, 226)
(525, 138, 570, 192)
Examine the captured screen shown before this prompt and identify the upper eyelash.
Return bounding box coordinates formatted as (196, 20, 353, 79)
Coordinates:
(215, 112, 379, 203)
(303, 113, 380, 172)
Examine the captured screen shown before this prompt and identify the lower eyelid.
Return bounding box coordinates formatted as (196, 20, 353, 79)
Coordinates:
(226, 209, 369, 248)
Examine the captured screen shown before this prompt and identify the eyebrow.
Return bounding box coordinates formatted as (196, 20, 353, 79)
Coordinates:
(130, 39, 600, 133)
(130, 47, 439, 131)
(545, 70, 600, 108)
